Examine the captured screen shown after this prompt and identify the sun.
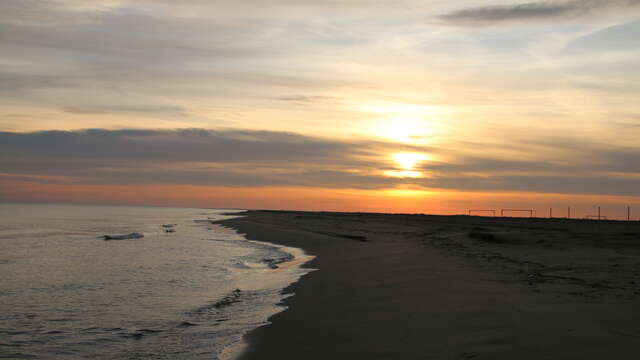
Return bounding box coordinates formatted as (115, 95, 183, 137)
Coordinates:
(393, 152, 429, 170)
(384, 152, 430, 178)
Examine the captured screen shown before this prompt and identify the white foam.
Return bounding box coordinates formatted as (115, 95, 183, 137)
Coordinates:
(214, 227, 316, 360)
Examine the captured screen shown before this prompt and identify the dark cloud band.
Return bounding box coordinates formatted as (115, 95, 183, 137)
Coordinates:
(439, 0, 640, 25)
(1, 128, 639, 196)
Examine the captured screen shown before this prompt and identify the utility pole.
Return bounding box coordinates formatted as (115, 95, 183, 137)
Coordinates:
(567, 206, 571, 219)
(549, 207, 553, 218)
(628, 206, 631, 221)
(598, 206, 601, 221)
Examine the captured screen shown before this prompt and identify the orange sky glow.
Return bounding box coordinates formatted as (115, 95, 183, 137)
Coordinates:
(2, 179, 639, 220)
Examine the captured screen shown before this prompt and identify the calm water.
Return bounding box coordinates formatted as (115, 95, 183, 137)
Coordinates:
(0, 204, 313, 359)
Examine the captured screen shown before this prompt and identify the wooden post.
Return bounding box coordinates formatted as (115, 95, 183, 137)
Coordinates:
(598, 206, 601, 221)
(628, 206, 631, 221)
(549, 208, 553, 218)
(567, 206, 571, 219)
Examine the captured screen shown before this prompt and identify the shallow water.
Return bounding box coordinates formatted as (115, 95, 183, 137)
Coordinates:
(0, 203, 312, 359)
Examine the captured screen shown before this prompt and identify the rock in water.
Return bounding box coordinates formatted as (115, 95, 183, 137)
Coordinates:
(103, 232, 144, 240)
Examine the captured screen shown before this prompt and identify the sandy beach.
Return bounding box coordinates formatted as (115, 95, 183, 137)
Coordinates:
(221, 210, 640, 360)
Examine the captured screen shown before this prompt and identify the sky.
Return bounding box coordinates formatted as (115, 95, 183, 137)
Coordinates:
(1, 0, 639, 218)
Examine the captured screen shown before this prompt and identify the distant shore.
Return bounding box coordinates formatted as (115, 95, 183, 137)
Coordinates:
(221, 210, 640, 360)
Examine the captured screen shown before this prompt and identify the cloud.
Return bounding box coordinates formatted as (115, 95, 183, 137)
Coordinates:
(561, 20, 640, 54)
(0, 0, 364, 118)
(1, 128, 640, 196)
(0, 72, 71, 93)
(273, 95, 336, 103)
(424, 144, 640, 175)
(0, 128, 410, 189)
(0, 128, 376, 163)
(418, 174, 640, 196)
(439, 0, 640, 25)
(61, 104, 185, 115)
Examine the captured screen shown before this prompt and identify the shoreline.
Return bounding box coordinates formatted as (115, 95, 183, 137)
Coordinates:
(220, 210, 640, 360)
(217, 214, 334, 360)
(218, 243, 315, 360)
(214, 221, 317, 360)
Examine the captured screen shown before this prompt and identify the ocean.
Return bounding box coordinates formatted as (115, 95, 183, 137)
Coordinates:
(0, 203, 313, 359)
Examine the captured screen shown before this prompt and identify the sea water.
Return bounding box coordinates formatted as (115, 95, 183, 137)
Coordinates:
(0, 203, 313, 359)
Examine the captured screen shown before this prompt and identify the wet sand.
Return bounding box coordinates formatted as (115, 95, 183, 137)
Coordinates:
(220, 210, 640, 360)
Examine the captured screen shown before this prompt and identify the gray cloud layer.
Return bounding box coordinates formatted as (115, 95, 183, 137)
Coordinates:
(0, 129, 373, 164)
(1, 128, 639, 196)
(0, 0, 363, 118)
(440, 0, 640, 25)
